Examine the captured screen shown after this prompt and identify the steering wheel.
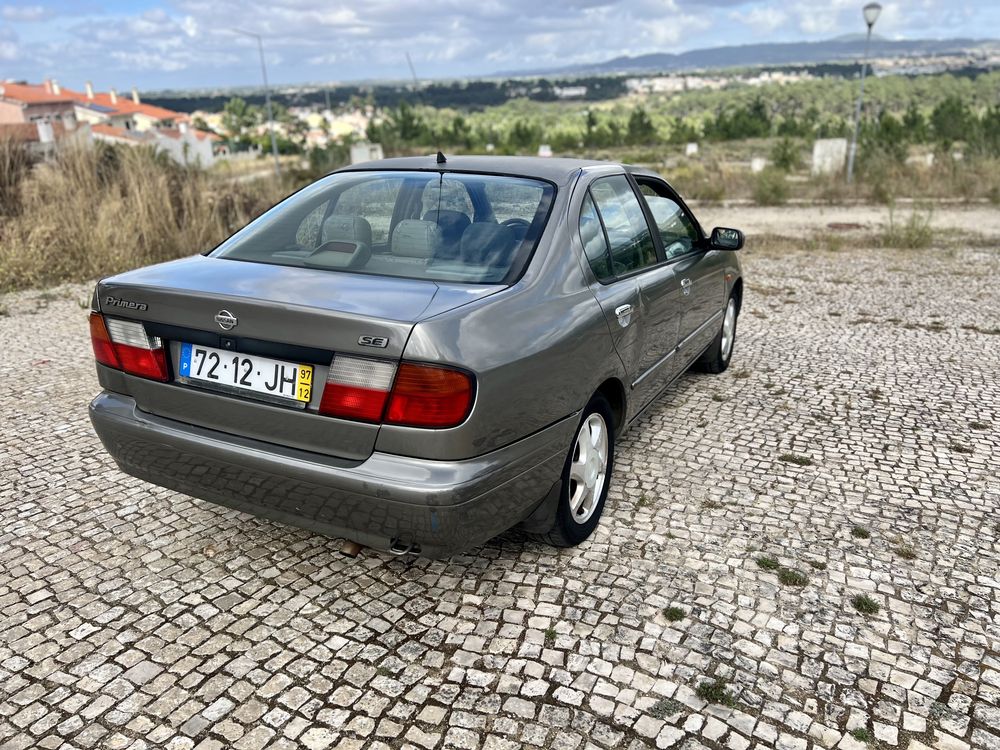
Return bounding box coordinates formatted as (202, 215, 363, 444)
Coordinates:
(500, 218, 531, 232)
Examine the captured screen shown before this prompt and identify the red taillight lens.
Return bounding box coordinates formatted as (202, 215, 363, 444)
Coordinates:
(385, 363, 473, 428)
(319, 356, 396, 422)
(89, 312, 120, 369)
(115, 344, 168, 381)
(90, 312, 169, 382)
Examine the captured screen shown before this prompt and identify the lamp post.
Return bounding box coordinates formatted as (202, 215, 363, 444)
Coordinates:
(233, 28, 281, 178)
(846, 2, 882, 183)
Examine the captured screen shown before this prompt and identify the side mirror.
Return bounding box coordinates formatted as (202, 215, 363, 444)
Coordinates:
(710, 227, 744, 251)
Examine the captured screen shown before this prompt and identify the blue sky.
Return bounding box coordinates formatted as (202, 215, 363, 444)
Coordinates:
(1, 0, 996, 92)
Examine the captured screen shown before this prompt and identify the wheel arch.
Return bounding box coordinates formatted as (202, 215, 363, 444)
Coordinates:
(595, 377, 627, 437)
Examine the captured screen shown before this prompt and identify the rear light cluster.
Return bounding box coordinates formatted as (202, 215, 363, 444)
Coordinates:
(89, 313, 169, 382)
(319, 355, 473, 428)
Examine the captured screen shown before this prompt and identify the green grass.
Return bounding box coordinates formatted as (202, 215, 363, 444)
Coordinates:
(851, 594, 880, 616)
(777, 568, 809, 587)
(756, 556, 779, 571)
(778, 453, 813, 466)
(664, 606, 686, 623)
(850, 526, 871, 539)
(695, 678, 736, 707)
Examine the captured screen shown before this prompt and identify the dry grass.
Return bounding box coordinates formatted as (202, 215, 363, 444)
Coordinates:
(0, 140, 296, 292)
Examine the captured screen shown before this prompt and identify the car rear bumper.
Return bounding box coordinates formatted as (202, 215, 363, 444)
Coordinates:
(89, 391, 574, 558)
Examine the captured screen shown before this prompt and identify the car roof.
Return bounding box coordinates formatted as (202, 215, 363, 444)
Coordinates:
(336, 155, 632, 185)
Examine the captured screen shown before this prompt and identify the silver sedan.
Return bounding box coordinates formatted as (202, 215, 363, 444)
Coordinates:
(89, 155, 744, 557)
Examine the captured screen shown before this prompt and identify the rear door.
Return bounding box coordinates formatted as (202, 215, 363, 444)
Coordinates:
(581, 175, 684, 412)
(634, 178, 726, 369)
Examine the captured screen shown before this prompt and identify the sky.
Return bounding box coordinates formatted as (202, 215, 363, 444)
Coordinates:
(0, 0, 996, 92)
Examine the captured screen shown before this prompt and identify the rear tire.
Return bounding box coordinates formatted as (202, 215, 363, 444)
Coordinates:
(541, 393, 615, 548)
(696, 294, 738, 374)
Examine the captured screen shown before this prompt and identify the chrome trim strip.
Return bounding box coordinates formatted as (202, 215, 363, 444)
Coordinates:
(630, 308, 723, 389)
(678, 309, 723, 349)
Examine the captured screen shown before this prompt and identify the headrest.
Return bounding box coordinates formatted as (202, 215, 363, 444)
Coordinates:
(423, 209, 472, 242)
(460, 223, 517, 266)
(391, 220, 442, 258)
(322, 214, 373, 246)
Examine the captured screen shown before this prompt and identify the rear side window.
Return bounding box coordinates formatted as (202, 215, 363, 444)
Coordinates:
(211, 171, 555, 285)
(589, 175, 657, 276)
(579, 193, 612, 281)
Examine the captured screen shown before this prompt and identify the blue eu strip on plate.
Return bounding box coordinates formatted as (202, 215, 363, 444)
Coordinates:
(179, 342, 192, 376)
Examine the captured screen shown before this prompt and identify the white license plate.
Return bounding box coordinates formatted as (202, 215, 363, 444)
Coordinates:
(178, 342, 314, 405)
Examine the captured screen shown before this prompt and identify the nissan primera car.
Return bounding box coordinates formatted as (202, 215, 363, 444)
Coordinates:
(89, 155, 744, 558)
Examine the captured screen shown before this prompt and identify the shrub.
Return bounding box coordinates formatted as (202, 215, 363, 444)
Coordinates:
(752, 168, 789, 206)
(769, 137, 802, 172)
(0, 143, 294, 292)
(879, 204, 934, 249)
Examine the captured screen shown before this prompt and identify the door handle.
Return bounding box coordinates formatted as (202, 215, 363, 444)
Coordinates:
(681, 278, 692, 296)
(614, 304, 633, 327)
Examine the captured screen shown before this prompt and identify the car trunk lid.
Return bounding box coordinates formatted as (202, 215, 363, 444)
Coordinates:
(96, 255, 502, 459)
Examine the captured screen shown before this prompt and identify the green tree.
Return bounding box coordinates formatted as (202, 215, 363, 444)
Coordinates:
(221, 97, 259, 140)
(931, 96, 973, 148)
(626, 107, 657, 145)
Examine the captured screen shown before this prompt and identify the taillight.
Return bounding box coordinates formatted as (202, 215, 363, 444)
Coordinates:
(385, 363, 473, 428)
(318, 356, 474, 428)
(89, 312, 120, 369)
(90, 312, 169, 382)
(319, 356, 397, 422)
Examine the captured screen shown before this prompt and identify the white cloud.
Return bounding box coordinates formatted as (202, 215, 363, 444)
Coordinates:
(729, 6, 787, 33)
(1, 4, 51, 22)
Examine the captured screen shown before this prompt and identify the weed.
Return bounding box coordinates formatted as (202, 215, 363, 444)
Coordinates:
(649, 697, 684, 719)
(807, 560, 828, 571)
(851, 594, 880, 616)
(664, 606, 686, 623)
(894, 545, 917, 560)
(777, 568, 809, 587)
(969, 420, 990, 430)
(544, 628, 557, 647)
(637, 493, 649, 508)
(376, 666, 393, 677)
(880, 203, 934, 249)
(778, 453, 813, 466)
(949, 442, 973, 454)
(695, 678, 736, 707)
(711, 393, 728, 402)
(756, 556, 779, 571)
(850, 728, 873, 743)
(851, 526, 871, 539)
(732, 369, 751, 379)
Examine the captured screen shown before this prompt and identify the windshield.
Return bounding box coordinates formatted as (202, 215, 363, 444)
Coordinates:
(211, 170, 555, 284)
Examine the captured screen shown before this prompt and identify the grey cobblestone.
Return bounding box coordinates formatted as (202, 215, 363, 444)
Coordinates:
(1, 238, 999, 748)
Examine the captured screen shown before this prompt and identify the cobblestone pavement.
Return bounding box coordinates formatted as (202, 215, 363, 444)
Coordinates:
(2, 238, 999, 750)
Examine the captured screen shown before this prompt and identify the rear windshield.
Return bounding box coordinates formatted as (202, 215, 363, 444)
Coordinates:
(211, 170, 555, 284)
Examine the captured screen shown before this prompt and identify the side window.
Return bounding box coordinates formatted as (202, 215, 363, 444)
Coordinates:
(333, 178, 404, 244)
(294, 201, 329, 249)
(638, 183, 700, 260)
(579, 192, 612, 281)
(590, 176, 658, 276)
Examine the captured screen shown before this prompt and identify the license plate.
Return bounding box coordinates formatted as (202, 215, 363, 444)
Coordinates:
(178, 342, 314, 405)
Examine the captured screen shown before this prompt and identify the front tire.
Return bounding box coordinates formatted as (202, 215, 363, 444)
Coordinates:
(696, 293, 738, 374)
(542, 393, 615, 548)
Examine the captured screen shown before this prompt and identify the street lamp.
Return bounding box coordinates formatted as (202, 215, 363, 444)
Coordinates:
(846, 2, 882, 184)
(233, 28, 281, 178)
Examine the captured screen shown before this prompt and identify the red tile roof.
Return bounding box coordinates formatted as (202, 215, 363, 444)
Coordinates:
(157, 127, 222, 142)
(0, 82, 75, 105)
(60, 87, 181, 122)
